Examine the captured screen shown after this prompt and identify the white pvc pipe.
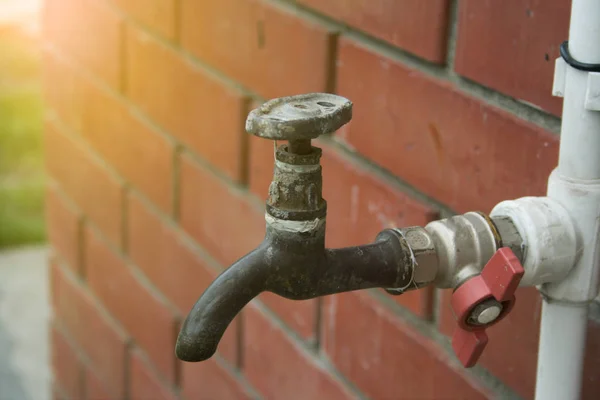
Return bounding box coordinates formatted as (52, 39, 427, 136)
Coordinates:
(535, 302, 588, 400)
(535, 1, 600, 399)
(556, 0, 600, 179)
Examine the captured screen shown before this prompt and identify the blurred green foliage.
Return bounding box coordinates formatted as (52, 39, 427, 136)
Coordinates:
(0, 25, 45, 248)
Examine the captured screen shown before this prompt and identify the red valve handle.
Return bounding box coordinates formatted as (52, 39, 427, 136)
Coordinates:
(450, 247, 524, 367)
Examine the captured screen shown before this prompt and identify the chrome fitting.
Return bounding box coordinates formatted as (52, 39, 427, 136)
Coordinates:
(426, 212, 501, 289)
(394, 227, 438, 288)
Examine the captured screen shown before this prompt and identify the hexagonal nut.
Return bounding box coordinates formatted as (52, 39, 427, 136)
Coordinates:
(399, 227, 438, 286)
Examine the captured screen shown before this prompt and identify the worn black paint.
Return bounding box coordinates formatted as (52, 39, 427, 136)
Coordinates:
(175, 224, 413, 362)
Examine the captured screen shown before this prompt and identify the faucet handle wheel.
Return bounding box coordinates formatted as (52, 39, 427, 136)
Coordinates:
(245, 93, 353, 141)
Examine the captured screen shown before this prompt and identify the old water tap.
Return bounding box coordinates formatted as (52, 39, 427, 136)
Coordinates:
(176, 93, 559, 368)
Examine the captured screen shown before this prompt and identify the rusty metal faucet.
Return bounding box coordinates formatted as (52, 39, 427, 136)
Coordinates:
(175, 94, 416, 362)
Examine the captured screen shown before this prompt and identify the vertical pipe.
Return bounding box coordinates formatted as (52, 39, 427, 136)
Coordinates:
(536, 1, 600, 399)
(556, 0, 600, 179)
(535, 302, 588, 400)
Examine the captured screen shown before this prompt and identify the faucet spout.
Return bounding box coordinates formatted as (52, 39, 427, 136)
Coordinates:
(175, 225, 414, 362)
(176, 244, 269, 362)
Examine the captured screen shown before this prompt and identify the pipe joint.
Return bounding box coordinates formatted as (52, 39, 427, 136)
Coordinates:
(385, 227, 438, 294)
(387, 211, 525, 292)
(491, 195, 578, 288)
(540, 169, 600, 303)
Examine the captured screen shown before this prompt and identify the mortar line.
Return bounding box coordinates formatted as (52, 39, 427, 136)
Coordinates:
(119, 19, 128, 95)
(431, 288, 443, 336)
(325, 32, 340, 94)
(172, 317, 182, 388)
(444, 0, 460, 72)
(313, 297, 323, 352)
(239, 97, 253, 187)
(120, 185, 130, 255)
(171, 144, 183, 223)
(78, 215, 87, 281)
(123, 343, 132, 400)
(236, 311, 245, 370)
(173, 0, 182, 45)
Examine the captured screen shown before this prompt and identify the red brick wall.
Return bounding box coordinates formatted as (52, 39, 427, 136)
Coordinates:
(43, 0, 600, 399)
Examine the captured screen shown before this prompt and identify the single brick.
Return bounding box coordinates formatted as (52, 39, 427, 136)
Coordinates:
(45, 54, 173, 211)
(52, 325, 83, 400)
(85, 227, 178, 382)
(336, 38, 558, 213)
(130, 350, 178, 400)
(243, 304, 356, 400)
(46, 186, 81, 274)
(455, 0, 570, 116)
(181, 0, 333, 99)
(181, 358, 253, 400)
(324, 292, 489, 399)
(179, 155, 265, 266)
(51, 260, 128, 397)
(111, 0, 176, 39)
(45, 121, 123, 247)
(43, 0, 122, 88)
(125, 26, 248, 182)
(298, 0, 450, 63)
(128, 193, 239, 364)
